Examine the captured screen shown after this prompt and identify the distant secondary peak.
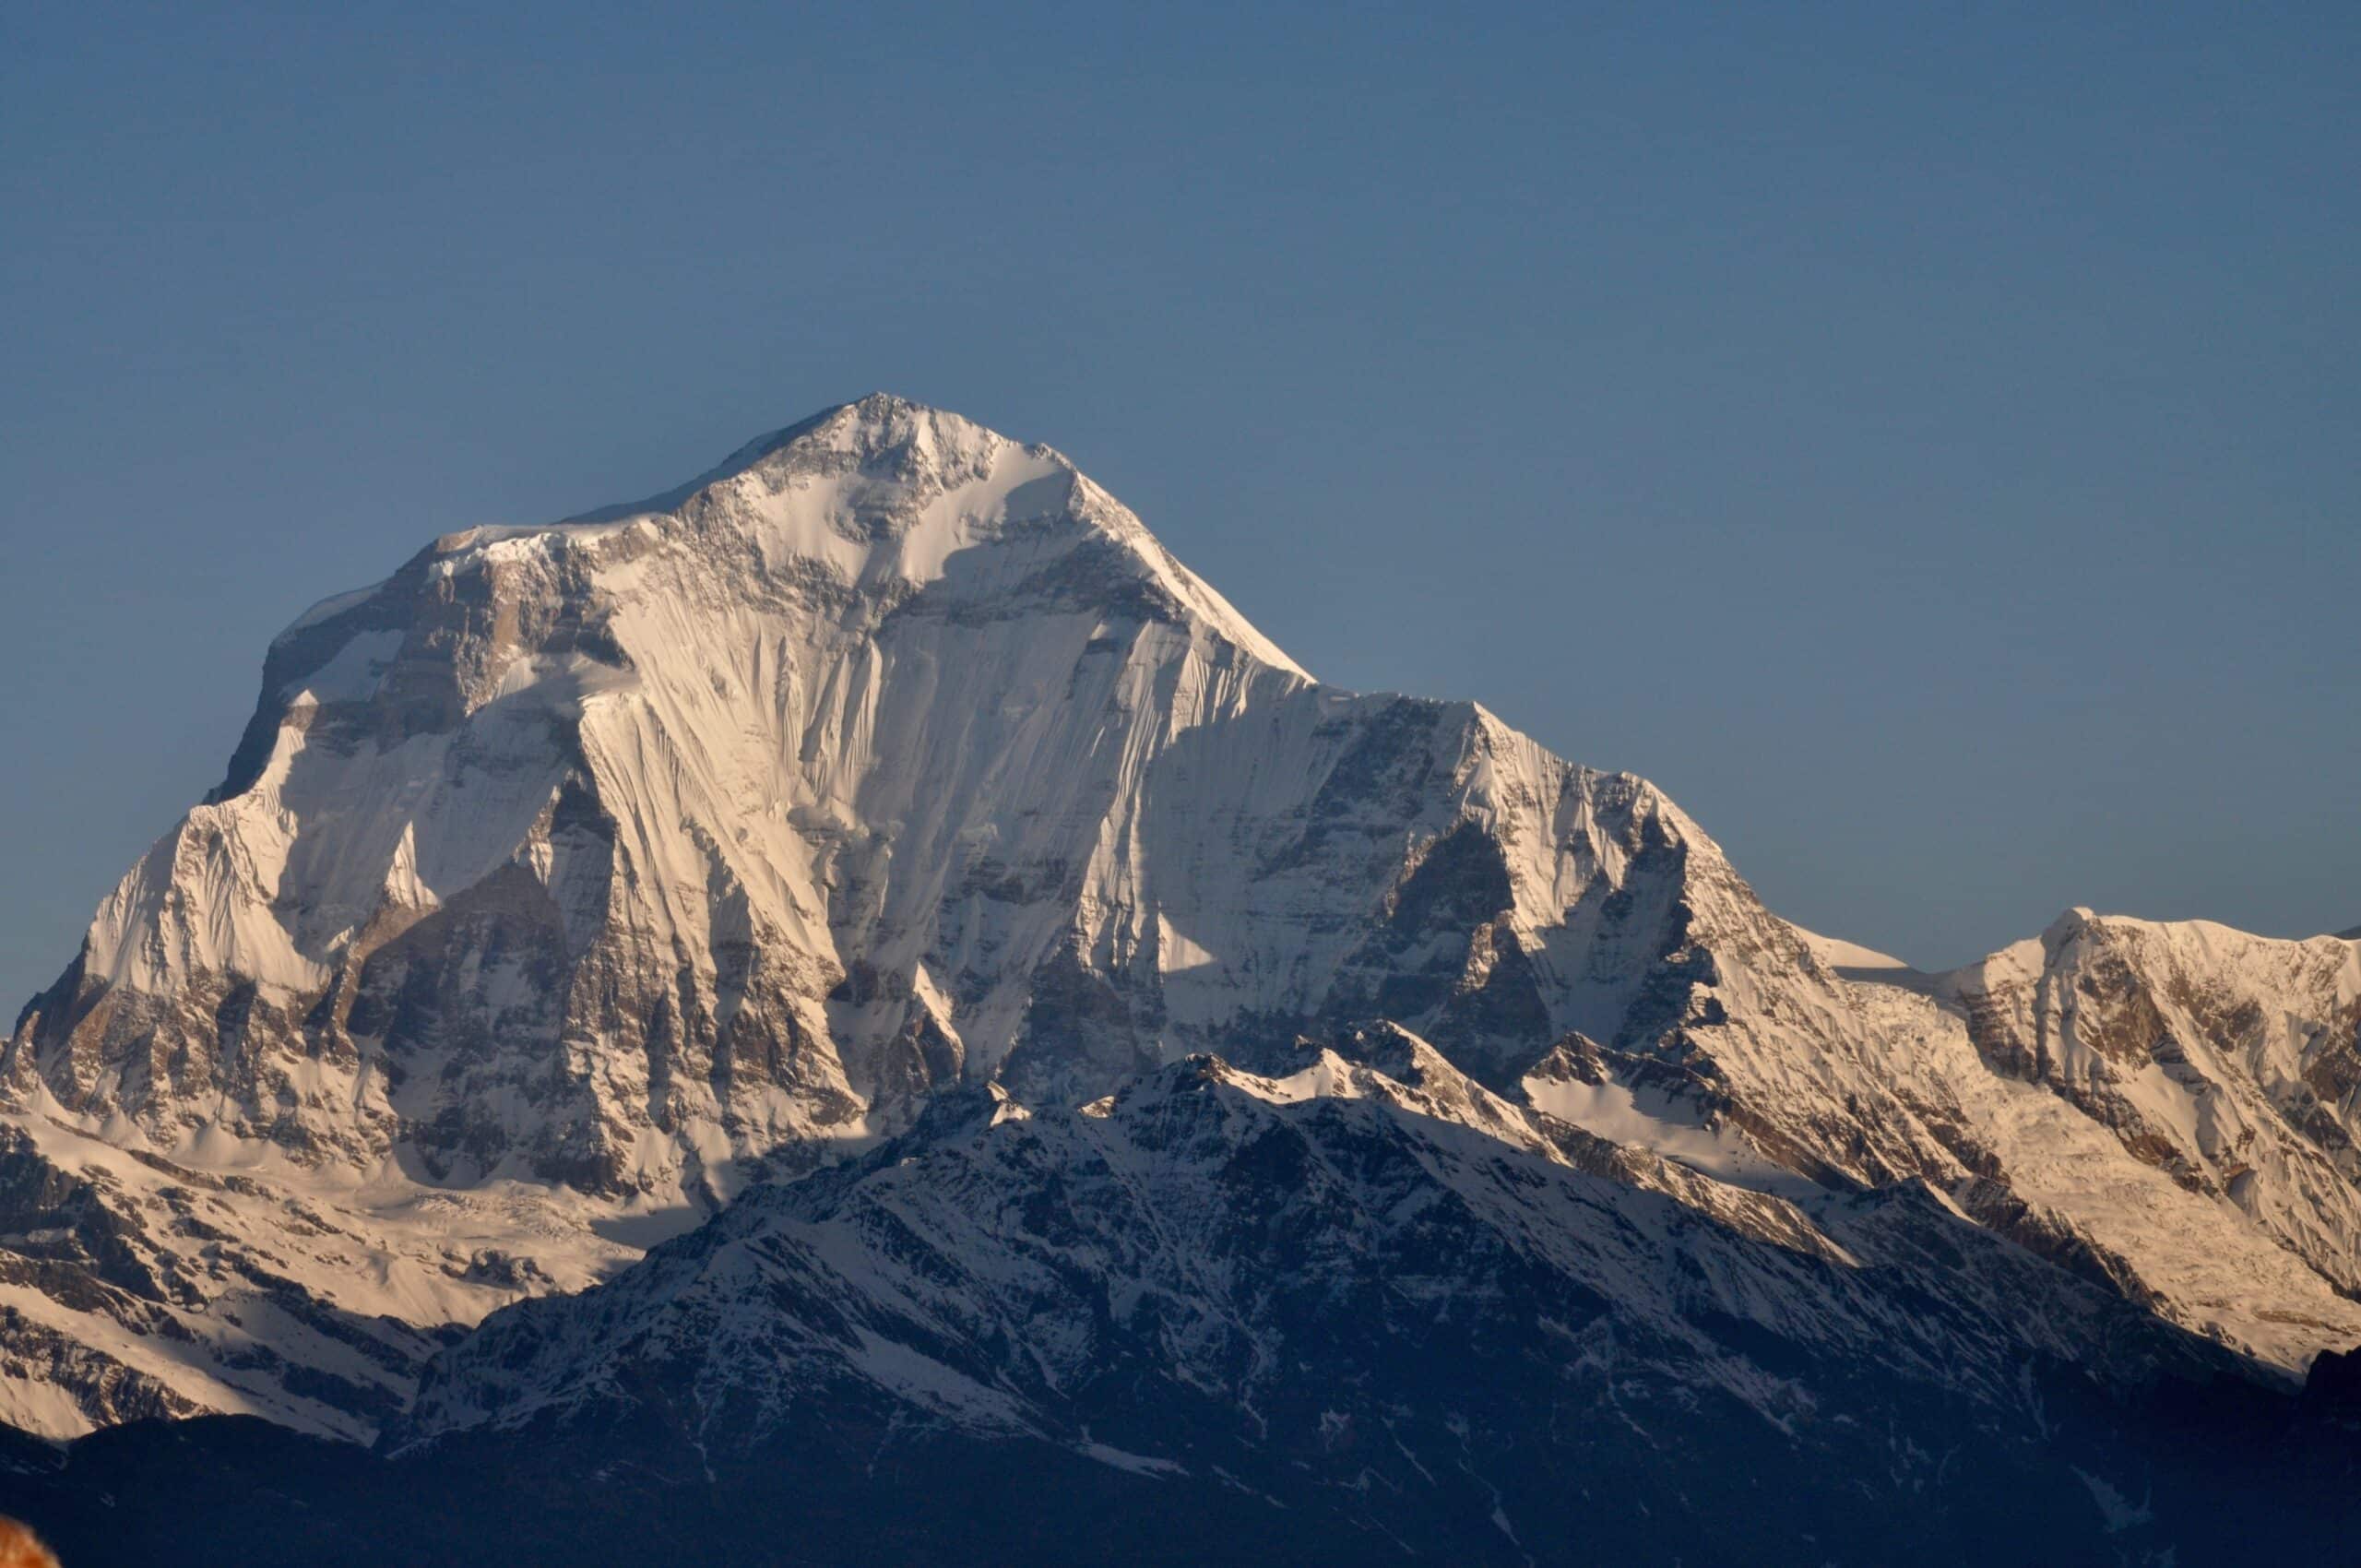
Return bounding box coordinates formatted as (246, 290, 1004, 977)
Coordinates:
(2042, 907, 2099, 943)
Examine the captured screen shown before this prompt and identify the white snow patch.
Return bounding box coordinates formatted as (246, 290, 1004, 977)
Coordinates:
(1077, 1441, 1187, 1477)
(282, 628, 404, 704)
(1793, 926, 1912, 973)
(1523, 1075, 1819, 1198)
(2074, 1468, 2154, 1533)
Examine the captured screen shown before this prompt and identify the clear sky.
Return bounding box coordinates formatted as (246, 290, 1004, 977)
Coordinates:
(3, 2, 2355, 1012)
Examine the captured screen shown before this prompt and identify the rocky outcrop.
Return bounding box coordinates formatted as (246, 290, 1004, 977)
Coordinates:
(1939, 911, 2361, 1299)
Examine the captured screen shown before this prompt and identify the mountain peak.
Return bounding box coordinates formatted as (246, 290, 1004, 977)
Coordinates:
(564, 392, 1039, 528)
(418, 395, 1309, 679)
(718, 392, 1040, 490)
(2040, 906, 2099, 945)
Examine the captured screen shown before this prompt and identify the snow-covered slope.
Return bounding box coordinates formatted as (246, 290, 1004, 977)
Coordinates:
(391, 1045, 2266, 1564)
(0, 1087, 670, 1440)
(1939, 913, 2361, 1303)
(6, 395, 2360, 1443)
(1538, 879, 2361, 1370)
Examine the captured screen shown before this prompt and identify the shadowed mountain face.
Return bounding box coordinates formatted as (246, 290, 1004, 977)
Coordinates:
(399, 1050, 2232, 1449)
(5, 1056, 2360, 1566)
(1, 398, 2356, 1560)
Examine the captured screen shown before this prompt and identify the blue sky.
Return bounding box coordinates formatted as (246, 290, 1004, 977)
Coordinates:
(3, 1, 2355, 1009)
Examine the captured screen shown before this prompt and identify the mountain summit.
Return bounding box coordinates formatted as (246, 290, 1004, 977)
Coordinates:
(5, 400, 2359, 1541)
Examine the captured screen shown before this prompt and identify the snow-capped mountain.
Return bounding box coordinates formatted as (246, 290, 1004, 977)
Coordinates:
(387, 1042, 2281, 1564)
(1940, 912, 2361, 1302)
(10, 1041, 2358, 1565)
(1560, 896, 2361, 1371)
(4, 394, 2358, 1485)
(401, 1033, 2238, 1445)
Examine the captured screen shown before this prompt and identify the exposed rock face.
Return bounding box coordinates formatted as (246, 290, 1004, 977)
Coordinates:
(5, 394, 2360, 1447)
(1465, 884, 2361, 1373)
(1940, 911, 2361, 1297)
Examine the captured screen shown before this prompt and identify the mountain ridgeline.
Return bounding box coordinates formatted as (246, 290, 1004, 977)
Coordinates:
(3, 397, 2356, 1563)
